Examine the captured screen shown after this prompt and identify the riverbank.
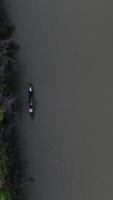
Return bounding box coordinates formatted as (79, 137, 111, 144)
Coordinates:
(0, 1, 24, 199)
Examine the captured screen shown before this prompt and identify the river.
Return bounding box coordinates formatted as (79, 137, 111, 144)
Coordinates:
(8, 0, 113, 200)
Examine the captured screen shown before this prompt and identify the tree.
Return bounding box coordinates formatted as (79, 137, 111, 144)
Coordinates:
(0, 83, 5, 95)
(0, 104, 5, 122)
(0, 189, 12, 200)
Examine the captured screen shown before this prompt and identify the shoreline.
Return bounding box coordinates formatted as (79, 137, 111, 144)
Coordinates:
(0, 1, 26, 199)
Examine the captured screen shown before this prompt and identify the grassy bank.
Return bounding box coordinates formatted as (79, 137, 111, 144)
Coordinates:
(0, 1, 23, 200)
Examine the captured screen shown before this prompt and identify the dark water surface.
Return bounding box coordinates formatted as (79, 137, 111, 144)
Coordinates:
(8, 0, 113, 199)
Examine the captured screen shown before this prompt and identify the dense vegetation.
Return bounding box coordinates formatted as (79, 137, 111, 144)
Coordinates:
(0, 1, 24, 200)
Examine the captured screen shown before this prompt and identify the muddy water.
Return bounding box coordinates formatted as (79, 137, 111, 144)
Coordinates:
(8, 0, 113, 199)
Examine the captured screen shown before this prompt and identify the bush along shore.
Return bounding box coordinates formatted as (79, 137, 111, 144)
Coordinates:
(0, 2, 25, 200)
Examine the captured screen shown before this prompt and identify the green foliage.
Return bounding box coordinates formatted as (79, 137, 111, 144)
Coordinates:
(0, 144, 8, 182)
(0, 104, 5, 122)
(0, 2, 23, 200)
(0, 189, 12, 200)
(0, 84, 5, 95)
